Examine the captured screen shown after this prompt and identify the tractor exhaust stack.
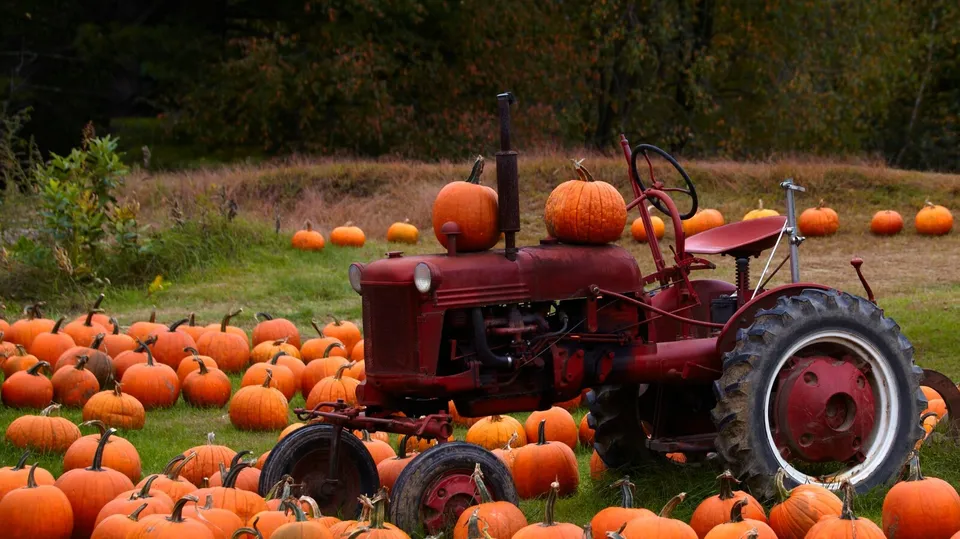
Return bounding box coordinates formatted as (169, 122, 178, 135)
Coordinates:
(496, 92, 520, 261)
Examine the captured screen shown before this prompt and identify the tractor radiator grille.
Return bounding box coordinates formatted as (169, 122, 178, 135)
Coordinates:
(362, 285, 419, 374)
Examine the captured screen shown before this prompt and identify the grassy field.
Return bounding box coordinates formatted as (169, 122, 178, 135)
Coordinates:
(1, 155, 959, 533)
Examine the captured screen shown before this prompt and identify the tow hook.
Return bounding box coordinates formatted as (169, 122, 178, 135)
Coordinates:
(850, 257, 876, 304)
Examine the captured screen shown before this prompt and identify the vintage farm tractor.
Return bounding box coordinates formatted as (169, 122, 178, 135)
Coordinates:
(261, 93, 952, 535)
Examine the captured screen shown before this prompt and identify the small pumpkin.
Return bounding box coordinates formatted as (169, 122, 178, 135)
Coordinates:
(306, 362, 360, 412)
(377, 434, 418, 491)
(465, 414, 527, 450)
(180, 494, 244, 537)
(177, 312, 209, 342)
(63, 420, 142, 483)
(743, 199, 780, 220)
(0, 463, 74, 539)
(252, 315, 302, 352)
(870, 210, 903, 236)
(142, 453, 198, 501)
(292, 220, 326, 251)
(112, 336, 157, 381)
(433, 155, 500, 252)
(102, 317, 137, 356)
(83, 382, 147, 430)
(7, 303, 55, 348)
(703, 499, 777, 539)
(619, 493, 696, 538)
(0, 450, 56, 500)
(121, 343, 181, 409)
(71, 293, 116, 332)
(3, 344, 40, 378)
(148, 318, 198, 370)
(230, 369, 290, 431)
(524, 406, 578, 450)
(28, 316, 76, 364)
(242, 352, 297, 400)
(882, 451, 960, 539)
(359, 430, 397, 465)
(1, 360, 54, 408)
(179, 432, 237, 487)
(281, 423, 307, 441)
(244, 501, 298, 538)
(544, 159, 626, 244)
(210, 451, 262, 493)
(690, 470, 767, 537)
(64, 307, 109, 347)
(805, 482, 885, 539)
(94, 474, 175, 529)
(126, 310, 164, 342)
(177, 346, 219, 383)
(490, 432, 520, 475)
(579, 414, 594, 448)
(590, 476, 655, 537)
(91, 503, 149, 539)
(55, 332, 115, 390)
(300, 321, 347, 362)
(631, 209, 666, 242)
(197, 309, 251, 373)
(330, 222, 366, 247)
(915, 201, 953, 236)
(798, 199, 839, 236)
(454, 463, 528, 539)
(301, 343, 349, 395)
(768, 469, 842, 539)
(350, 340, 364, 362)
(322, 315, 362, 356)
(189, 460, 270, 522)
(183, 356, 233, 408)
(387, 219, 420, 244)
(512, 419, 579, 498)
(512, 480, 582, 538)
(129, 495, 215, 538)
(5, 403, 81, 452)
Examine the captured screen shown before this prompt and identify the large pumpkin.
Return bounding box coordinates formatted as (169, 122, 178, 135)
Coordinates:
(179, 433, 237, 487)
(870, 210, 903, 236)
(252, 313, 301, 349)
(197, 309, 251, 373)
(55, 332, 115, 390)
(798, 199, 839, 236)
(590, 476, 655, 538)
(183, 357, 232, 408)
(805, 482, 885, 539)
(177, 346, 218, 383)
(1, 360, 54, 408)
(452, 464, 527, 539)
(5, 403, 81, 452)
(120, 345, 181, 409)
(916, 201, 953, 236)
(0, 450, 56, 500)
(330, 222, 367, 247)
(322, 316, 361, 356)
(129, 495, 216, 539)
(112, 337, 156, 381)
(619, 493, 696, 538)
(147, 318, 197, 370)
(208, 451, 261, 492)
(0, 463, 74, 539)
(768, 469, 841, 539)
(52, 354, 101, 409)
(465, 414, 527, 450)
(432, 155, 500, 252)
(690, 470, 767, 537)
(292, 220, 326, 251)
(8, 303, 56, 348)
(306, 362, 360, 411)
(387, 219, 419, 244)
(64, 308, 108, 348)
(512, 419, 579, 498)
(93, 475, 174, 528)
(83, 383, 146, 430)
(63, 420, 142, 483)
(28, 316, 76, 364)
(882, 451, 960, 539)
(544, 159, 626, 244)
(229, 370, 290, 431)
(126, 310, 164, 342)
(90, 503, 150, 539)
(300, 322, 347, 362)
(523, 406, 578, 450)
(242, 353, 297, 400)
(179, 494, 244, 537)
(702, 499, 777, 539)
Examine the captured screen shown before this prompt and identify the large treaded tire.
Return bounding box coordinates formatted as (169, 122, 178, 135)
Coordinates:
(711, 288, 924, 498)
(586, 384, 655, 468)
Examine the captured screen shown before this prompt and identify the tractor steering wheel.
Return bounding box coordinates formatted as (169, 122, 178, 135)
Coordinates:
(630, 144, 699, 220)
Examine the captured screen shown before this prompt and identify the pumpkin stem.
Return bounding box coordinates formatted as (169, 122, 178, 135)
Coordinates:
(465, 155, 485, 184)
(328, 313, 343, 326)
(774, 469, 791, 502)
(134, 336, 156, 352)
(536, 419, 547, 445)
(582, 524, 593, 539)
(572, 158, 596, 182)
(12, 450, 31, 471)
(229, 450, 254, 469)
(13, 344, 27, 356)
(223, 460, 253, 488)
(659, 492, 686, 518)
(397, 434, 411, 459)
(170, 451, 194, 480)
(839, 481, 857, 520)
(501, 432, 518, 451)
(148, 308, 157, 323)
(113, 382, 124, 397)
(89, 427, 117, 471)
(91, 293, 105, 310)
(265, 475, 293, 501)
(79, 420, 107, 437)
(133, 475, 160, 499)
(51, 316, 66, 334)
(40, 403, 61, 417)
(26, 360, 50, 375)
(221, 309, 243, 332)
(109, 317, 120, 335)
(141, 343, 155, 366)
(334, 362, 354, 380)
(281, 497, 310, 522)
(466, 508, 483, 539)
(127, 503, 149, 522)
(159, 454, 186, 478)
(542, 480, 560, 526)
(232, 518, 263, 539)
(818, 198, 826, 209)
(310, 320, 325, 337)
(256, 312, 274, 321)
(471, 463, 494, 503)
(206, 432, 217, 445)
(758, 199, 764, 210)
(611, 476, 635, 508)
(729, 498, 748, 523)
(193, 355, 210, 375)
(739, 529, 759, 539)
(299, 496, 323, 519)
(187, 313, 196, 327)
(261, 369, 274, 388)
(716, 470, 740, 500)
(168, 495, 199, 524)
(167, 317, 189, 332)
(203, 494, 215, 510)
(84, 307, 104, 327)
(904, 451, 923, 482)
(323, 342, 345, 358)
(90, 332, 106, 349)
(269, 350, 286, 364)
(609, 524, 628, 539)
(304, 220, 314, 232)
(25, 462, 41, 489)
(368, 487, 389, 529)
(74, 355, 89, 371)
(360, 430, 372, 442)
(184, 346, 200, 358)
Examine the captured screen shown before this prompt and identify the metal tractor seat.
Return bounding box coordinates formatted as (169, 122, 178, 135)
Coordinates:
(685, 215, 787, 258)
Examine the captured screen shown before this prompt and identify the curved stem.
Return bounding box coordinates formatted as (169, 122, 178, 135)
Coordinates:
(12, 450, 31, 471)
(334, 362, 353, 380)
(90, 333, 106, 350)
(536, 419, 547, 445)
(269, 350, 285, 365)
(26, 360, 50, 376)
(113, 382, 125, 397)
(168, 495, 199, 523)
(127, 503, 149, 522)
(159, 454, 186, 478)
(193, 356, 210, 375)
(261, 369, 274, 388)
(717, 470, 740, 500)
(611, 476, 635, 508)
(395, 434, 411, 459)
(573, 158, 596, 182)
(659, 492, 686, 518)
(323, 342, 344, 358)
(167, 318, 189, 332)
(256, 312, 274, 321)
(26, 463, 41, 488)
(471, 463, 493, 503)
(465, 155, 484, 184)
(501, 432, 518, 451)
(729, 498, 748, 523)
(282, 497, 310, 522)
(142, 345, 155, 367)
(299, 496, 323, 519)
(134, 475, 160, 499)
(774, 469, 790, 502)
(90, 427, 117, 471)
(222, 461, 252, 488)
(542, 480, 559, 526)
(229, 450, 253, 470)
(109, 317, 120, 335)
(221, 309, 243, 333)
(265, 476, 293, 501)
(51, 317, 66, 334)
(80, 420, 107, 437)
(839, 481, 857, 520)
(40, 404, 61, 417)
(368, 488, 389, 529)
(310, 320, 325, 337)
(904, 451, 923, 482)
(84, 307, 103, 327)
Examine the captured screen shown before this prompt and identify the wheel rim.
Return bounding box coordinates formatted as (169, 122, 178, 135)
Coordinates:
(419, 468, 478, 534)
(763, 329, 898, 488)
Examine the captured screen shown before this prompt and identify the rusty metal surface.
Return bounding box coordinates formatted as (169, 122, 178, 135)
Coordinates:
(921, 369, 960, 434)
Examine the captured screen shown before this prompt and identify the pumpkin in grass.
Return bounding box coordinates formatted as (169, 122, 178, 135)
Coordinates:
(300, 321, 348, 362)
(203, 310, 251, 345)
(64, 308, 109, 347)
(140, 454, 198, 501)
(189, 460, 270, 522)
(453, 463, 528, 539)
(91, 503, 149, 539)
(465, 414, 526, 450)
(55, 332, 115, 390)
(703, 499, 777, 539)
(579, 414, 595, 447)
(524, 406, 578, 450)
(512, 480, 582, 539)
(805, 482, 884, 539)
(28, 317, 76, 364)
(683, 209, 725, 237)
(768, 468, 841, 539)
(230, 369, 290, 431)
(102, 318, 137, 356)
(925, 397, 948, 419)
(3, 344, 40, 378)
(72, 294, 115, 331)
(198, 309, 251, 373)
(178, 346, 219, 383)
(544, 159, 626, 244)
(183, 357, 232, 408)
(181, 494, 244, 537)
(322, 315, 361, 356)
(743, 199, 780, 221)
(94, 475, 174, 528)
(8, 303, 56, 348)
(130, 495, 216, 539)
(690, 470, 767, 537)
(55, 427, 136, 538)
(332, 490, 406, 539)
(2, 360, 53, 408)
(377, 435, 418, 491)
(263, 476, 296, 510)
(0, 463, 74, 539)
(242, 353, 296, 399)
(358, 430, 397, 465)
(126, 310, 164, 342)
(590, 476, 655, 537)
(252, 337, 301, 364)
(433, 155, 499, 252)
(631, 208, 666, 242)
(387, 219, 419, 244)
(882, 451, 960, 539)
(449, 400, 480, 427)
(306, 362, 360, 411)
(301, 344, 349, 395)
(619, 493, 696, 538)
(870, 210, 903, 236)
(5, 403, 81, 452)
(209, 451, 262, 492)
(64, 420, 142, 483)
(328, 497, 373, 537)
(798, 199, 839, 236)
(281, 423, 307, 441)
(512, 419, 579, 498)
(491, 432, 520, 475)
(330, 222, 366, 247)
(262, 503, 335, 539)
(178, 313, 209, 342)
(589, 449, 607, 480)
(112, 336, 156, 381)
(253, 313, 301, 348)
(179, 433, 237, 487)
(147, 318, 198, 370)
(121, 344, 181, 409)
(916, 201, 954, 236)
(292, 220, 326, 251)
(0, 450, 56, 499)
(83, 383, 146, 430)
(0, 330, 16, 357)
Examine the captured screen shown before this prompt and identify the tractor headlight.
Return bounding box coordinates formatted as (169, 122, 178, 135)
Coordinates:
(348, 263, 364, 294)
(414, 263, 433, 293)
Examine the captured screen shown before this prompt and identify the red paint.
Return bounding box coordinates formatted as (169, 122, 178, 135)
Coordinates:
(716, 283, 831, 355)
(685, 216, 787, 257)
(421, 471, 478, 534)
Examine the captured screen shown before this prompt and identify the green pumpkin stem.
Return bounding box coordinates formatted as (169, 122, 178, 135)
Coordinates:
(281, 497, 310, 522)
(467, 508, 483, 538)
(89, 427, 117, 471)
(256, 312, 274, 321)
(265, 475, 293, 501)
(51, 317, 66, 334)
(167, 318, 189, 332)
(26, 360, 50, 376)
(659, 492, 686, 518)
(12, 450, 31, 471)
(310, 320, 326, 337)
(269, 350, 286, 365)
(611, 476, 635, 508)
(26, 462, 41, 488)
(133, 475, 160, 499)
(168, 495, 198, 523)
(717, 470, 740, 500)
(221, 309, 243, 333)
(839, 481, 857, 520)
(397, 434, 411, 459)
(334, 362, 353, 380)
(904, 451, 923, 482)
(537, 419, 547, 445)
(729, 498, 748, 523)
(471, 463, 493, 503)
(80, 420, 107, 437)
(465, 155, 484, 184)
(542, 480, 560, 526)
(90, 333, 106, 350)
(232, 520, 264, 538)
(323, 342, 344, 358)
(774, 469, 790, 502)
(368, 487, 389, 529)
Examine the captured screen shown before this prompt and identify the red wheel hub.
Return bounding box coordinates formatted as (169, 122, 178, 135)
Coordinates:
(421, 471, 479, 534)
(773, 356, 875, 463)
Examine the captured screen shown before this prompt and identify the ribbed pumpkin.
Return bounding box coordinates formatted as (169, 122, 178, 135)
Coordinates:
(916, 201, 953, 236)
(805, 482, 885, 539)
(620, 493, 696, 538)
(203, 311, 250, 346)
(7, 303, 55, 348)
(377, 435, 418, 491)
(433, 155, 499, 252)
(768, 469, 841, 539)
(292, 220, 326, 251)
(64, 308, 109, 348)
(83, 383, 146, 430)
(141, 454, 198, 501)
(91, 503, 149, 539)
(126, 310, 164, 342)
(270, 501, 334, 539)
(491, 432, 520, 475)
(252, 313, 301, 348)
(387, 219, 419, 244)
(180, 494, 244, 537)
(183, 357, 232, 408)
(5, 403, 81, 452)
(300, 347, 348, 396)
(112, 337, 156, 381)
(270, 351, 305, 389)
(703, 499, 777, 539)
(179, 433, 237, 487)
(465, 414, 527, 450)
(242, 353, 297, 400)
(870, 210, 903, 235)
(94, 475, 174, 528)
(55, 428, 136, 538)
(252, 336, 301, 364)
(178, 346, 218, 383)
(300, 321, 347, 362)
(322, 316, 361, 356)
(512, 480, 582, 539)
(350, 340, 365, 362)
(524, 406, 578, 450)
(28, 317, 76, 364)
(512, 420, 579, 498)
(64, 420, 142, 483)
(579, 414, 594, 447)
(743, 199, 780, 220)
(178, 313, 209, 342)
(631, 210, 666, 242)
(121, 344, 181, 409)
(244, 503, 298, 538)
(590, 476, 655, 537)
(209, 451, 262, 493)
(306, 362, 360, 411)
(197, 310, 251, 373)
(147, 318, 197, 370)
(798, 199, 839, 236)
(330, 222, 366, 247)
(55, 332, 115, 390)
(0, 451, 56, 499)
(690, 470, 767, 537)
(544, 159, 626, 244)
(882, 451, 960, 539)
(2, 360, 53, 408)
(230, 370, 290, 431)
(189, 461, 270, 522)
(0, 463, 74, 539)
(129, 495, 216, 539)
(453, 464, 528, 539)
(3, 344, 40, 378)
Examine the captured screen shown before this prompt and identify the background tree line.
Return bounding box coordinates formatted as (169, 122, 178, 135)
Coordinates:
(1, 0, 958, 178)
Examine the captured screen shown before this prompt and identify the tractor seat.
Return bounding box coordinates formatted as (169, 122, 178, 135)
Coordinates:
(685, 215, 787, 258)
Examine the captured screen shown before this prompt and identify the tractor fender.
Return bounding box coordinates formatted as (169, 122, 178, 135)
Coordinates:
(715, 282, 832, 356)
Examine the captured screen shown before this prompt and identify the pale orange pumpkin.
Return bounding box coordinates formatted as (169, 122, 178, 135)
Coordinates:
(743, 199, 780, 220)
(432, 155, 499, 252)
(330, 222, 366, 247)
(631, 208, 666, 242)
(292, 220, 325, 251)
(870, 210, 903, 235)
(916, 201, 953, 236)
(465, 414, 526, 450)
(544, 159, 626, 244)
(386, 219, 419, 244)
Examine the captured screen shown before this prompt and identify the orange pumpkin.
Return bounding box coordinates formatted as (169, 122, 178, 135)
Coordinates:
(209, 452, 262, 492)
(188, 460, 270, 522)
(197, 309, 251, 373)
(292, 220, 325, 251)
(183, 356, 232, 408)
(147, 318, 198, 370)
(870, 210, 903, 235)
(230, 369, 290, 431)
(512, 419, 579, 498)
(129, 495, 216, 539)
(631, 209, 666, 242)
(91, 503, 150, 539)
(805, 482, 885, 539)
(915, 201, 953, 236)
(768, 469, 841, 539)
(453, 464, 527, 539)
(112, 337, 156, 381)
(703, 499, 777, 539)
(120, 344, 181, 409)
(253, 313, 301, 348)
(177, 313, 209, 342)
(3, 344, 40, 378)
(620, 493, 696, 538)
(524, 406, 578, 451)
(179, 433, 237, 487)
(925, 398, 948, 419)
(544, 159, 627, 244)
(322, 316, 361, 356)
(64, 308, 109, 348)
(28, 317, 76, 364)
(882, 451, 960, 539)
(101, 317, 137, 356)
(432, 155, 499, 252)
(177, 346, 219, 383)
(5, 403, 81, 452)
(0, 450, 56, 500)
(359, 430, 397, 465)
(798, 199, 839, 236)
(306, 362, 360, 411)
(589, 449, 607, 480)
(54, 332, 115, 390)
(491, 432, 520, 475)
(251, 338, 301, 365)
(0, 463, 74, 539)
(281, 423, 307, 441)
(126, 310, 164, 343)
(377, 435, 418, 491)
(64, 420, 142, 483)
(140, 453, 199, 501)
(743, 199, 780, 220)
(512, 481, 583, 539)
(330, 222, 367, 247)
(590, 476, 655, 537)
(1, 360, 53, 408)
(465, 414, 527, 450)
(93, 475, 174, 529)
(7, 303, 55, 348)
(180, 494, 244, 537)
(449, 400, 480, 427)
(300, 321, 348, 362)
(82, 383, 147, 430)
(387, 219, 419, 244)
(690, 470, 767, 537)
(579, 414, 595, 448)
(242, 353, 297, 400)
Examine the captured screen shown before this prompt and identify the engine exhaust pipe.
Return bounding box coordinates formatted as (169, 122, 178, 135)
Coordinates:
(496, 92, 520, 261)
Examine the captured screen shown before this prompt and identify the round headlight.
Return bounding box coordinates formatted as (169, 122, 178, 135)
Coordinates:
(348, 263, 364, 294)
(414, 262, 433, 294)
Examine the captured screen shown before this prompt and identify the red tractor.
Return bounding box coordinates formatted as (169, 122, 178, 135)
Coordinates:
(261, 93, 937, 535)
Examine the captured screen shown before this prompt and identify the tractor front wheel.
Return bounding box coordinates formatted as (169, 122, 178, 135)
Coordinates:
(712, 288, 924, 497)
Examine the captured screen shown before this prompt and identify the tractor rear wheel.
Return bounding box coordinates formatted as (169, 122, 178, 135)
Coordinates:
(586, 384, 656, 469)
(712, 288, 924, 498)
